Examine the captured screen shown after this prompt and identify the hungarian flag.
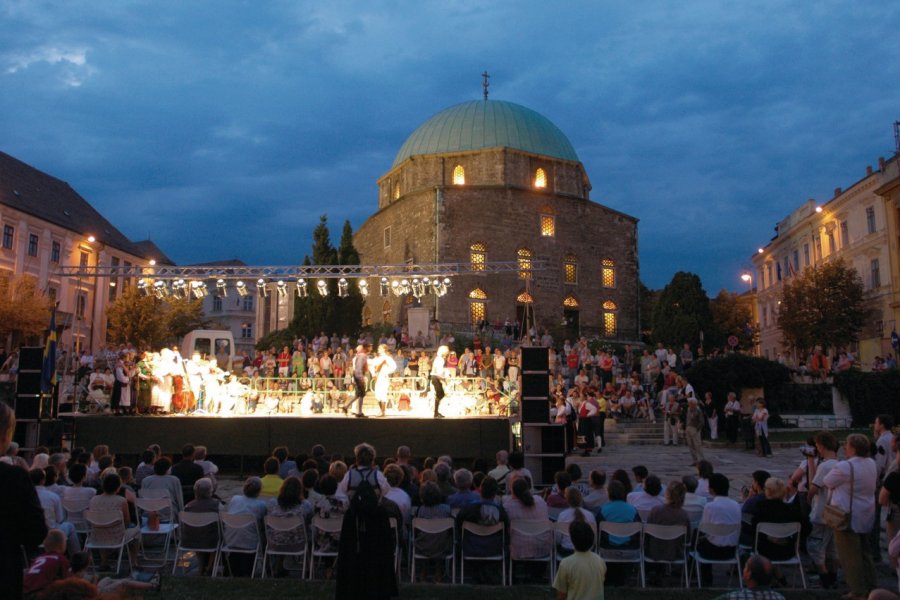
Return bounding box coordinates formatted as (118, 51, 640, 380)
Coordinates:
(41, 308, 58, 393)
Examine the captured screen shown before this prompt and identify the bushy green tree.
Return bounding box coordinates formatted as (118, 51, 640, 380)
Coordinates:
(106, 286, 206, 349)
(710, 289, 757, 351)
(650, 271, 714, 350)
(778, 258, 867, 354)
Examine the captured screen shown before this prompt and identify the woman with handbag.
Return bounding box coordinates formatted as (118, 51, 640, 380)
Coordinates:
(823, 433, 878, 600)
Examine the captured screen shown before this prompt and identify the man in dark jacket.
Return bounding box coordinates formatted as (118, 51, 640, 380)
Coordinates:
(0, 403, 48, 599)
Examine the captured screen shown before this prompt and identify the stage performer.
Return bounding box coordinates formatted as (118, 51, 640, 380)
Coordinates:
(136, 352, 155, 414)
(347, 345, 368, 418)
(111, 357, 131, 415)
(152, 349, 175, 414)
(431, 345, 449, 419)
(369, 344, 396, 417)
(186, 353, 205, 412)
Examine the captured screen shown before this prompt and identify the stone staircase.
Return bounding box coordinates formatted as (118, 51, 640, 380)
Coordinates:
(602, 418, 665, 446)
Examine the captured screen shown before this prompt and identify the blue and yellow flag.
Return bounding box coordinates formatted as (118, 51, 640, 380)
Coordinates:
(41, 308, 58, 393)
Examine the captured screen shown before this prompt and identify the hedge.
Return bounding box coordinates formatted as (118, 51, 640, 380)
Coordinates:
(833, 369, 900, 427)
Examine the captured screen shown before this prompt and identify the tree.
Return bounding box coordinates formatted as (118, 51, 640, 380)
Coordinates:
(650, 271, 714, 350)
(778, 258, 867, 354)
(0, 273, 53, 346)
(106, 286, 207, 349)
(335, 219, 363, 335)
(638, 280, 658, 344)
(710, 289, 758, 351)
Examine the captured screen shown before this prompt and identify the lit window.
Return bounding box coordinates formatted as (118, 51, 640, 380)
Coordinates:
(564, 253, 577, 284)
(601, 259, 615, 288)
(563, 295, 579, 308)
(540, 214, 555, 237)
(27, 234, 38, 257)
(534, 168, 547, 188)
(602, 300, 617, 337)
(516, 292, 533, 304)
(393, 182, 400, 200)
(517, 248, 533, 279)
(452, 165, 465, 185)
(384, 226, 391, 249)
(468, 288, 487, 325)
(470, 242, 486, 271)
(469, 288, 488, 300)
(382, 301, 392, 323)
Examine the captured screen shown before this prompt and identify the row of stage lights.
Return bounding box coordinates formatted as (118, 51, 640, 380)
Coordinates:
(136, 276, 453, 300)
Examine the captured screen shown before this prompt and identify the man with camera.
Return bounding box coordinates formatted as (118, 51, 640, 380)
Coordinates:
(803, 431, 840, 589)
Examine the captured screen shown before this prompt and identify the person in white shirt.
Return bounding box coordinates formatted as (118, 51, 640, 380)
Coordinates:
(627, 475, 665, 514)
(873, 415, 896, 561)
(697, 473, 741, 586)
(383, 464, 411, 526)
(823, 433, 877, 598)
(30, 468, 81, 554)
(805, 431, 840, 589)
(681, 475, 708, 509)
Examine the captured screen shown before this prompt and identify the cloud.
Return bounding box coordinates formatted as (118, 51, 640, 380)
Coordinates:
(3, 44, 94, 86)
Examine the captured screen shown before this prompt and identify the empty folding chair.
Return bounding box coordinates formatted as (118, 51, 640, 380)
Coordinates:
(263, 515, 307, 579)
(460, 522, 506, 586)
(410, 517, 455, 584)
(173, 511, 220, 576)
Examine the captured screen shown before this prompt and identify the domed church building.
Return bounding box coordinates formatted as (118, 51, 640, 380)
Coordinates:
(354, 97, 639, 341)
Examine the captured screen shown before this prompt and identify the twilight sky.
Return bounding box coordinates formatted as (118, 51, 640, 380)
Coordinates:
(2, 1, 898, 293)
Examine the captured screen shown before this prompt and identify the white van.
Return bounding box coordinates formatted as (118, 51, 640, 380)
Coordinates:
(181, 330, 235, 372)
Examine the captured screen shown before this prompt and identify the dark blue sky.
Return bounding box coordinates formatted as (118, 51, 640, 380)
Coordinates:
(2, 2, 898, 293)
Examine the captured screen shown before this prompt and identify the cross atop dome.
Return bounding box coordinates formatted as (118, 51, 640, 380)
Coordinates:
(482, 71, 490, 100)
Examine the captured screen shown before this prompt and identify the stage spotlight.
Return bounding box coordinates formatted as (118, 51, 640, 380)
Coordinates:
(257, 278, 268, 298)
(296, 278, 308, 298)
(358, 279, 369, 297)
(153, 280, 169, 299)
(216, 278, 227, 297)
(276, 280, 288, 297)
(400, 279, 410, 295)
(172, 279, 188, 299)
(338, 278, 349, 298)
(137, 278, 151, 296)
(390, 280, 402, 296)
(316, 279, 329, 296)
(379, 277, 390, 296)
(236, 281, 248, 297)
(190, 280, 208, 299)
(411, 277, 425, 298)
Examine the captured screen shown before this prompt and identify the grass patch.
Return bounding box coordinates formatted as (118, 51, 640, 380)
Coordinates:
(146, 577, 837, 600)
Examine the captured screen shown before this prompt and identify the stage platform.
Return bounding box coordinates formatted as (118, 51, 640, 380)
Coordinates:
(70, 415, 513, 461)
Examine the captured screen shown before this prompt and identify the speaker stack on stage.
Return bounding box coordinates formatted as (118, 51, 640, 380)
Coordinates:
(520, 346, 565, 486)
(13, 346, 57, 450)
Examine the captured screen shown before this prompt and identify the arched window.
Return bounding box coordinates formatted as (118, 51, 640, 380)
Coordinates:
(534, 168, 547, 188)
(382, 301, 392, 323)
(516, 291, 533, 304)
(563, 295, 579, 308)
(602, 258, 616, 288)
(564, 253, 577, 284)
(470, 242, 486, 272)
(540, 204, 555, 237)
(452, 164, 465, 185)
(602, 300, 617, 337)
(468, 288, 487, 325)
(517, 247, 533, 279)
(393, 182, 401, 200)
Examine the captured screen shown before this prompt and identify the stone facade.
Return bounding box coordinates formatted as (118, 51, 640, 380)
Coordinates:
(355, 145, 640, 340)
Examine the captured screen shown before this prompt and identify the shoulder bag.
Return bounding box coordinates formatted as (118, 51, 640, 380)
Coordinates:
(823, 461, 854, 531)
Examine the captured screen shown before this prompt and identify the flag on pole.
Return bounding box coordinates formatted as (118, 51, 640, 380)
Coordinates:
(41, 308, 58, 393)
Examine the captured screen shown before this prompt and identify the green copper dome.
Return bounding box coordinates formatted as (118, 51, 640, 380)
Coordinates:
(392, 100, 579, 167)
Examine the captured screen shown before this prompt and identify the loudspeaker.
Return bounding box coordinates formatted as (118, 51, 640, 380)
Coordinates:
(16, 346, 44, 420)
(520, 347, 548, 372)
(521, 373, 549, 399)
(522, 398, 550, 423)
(13, 420, 63, 450)
(18, 346, 43, 371)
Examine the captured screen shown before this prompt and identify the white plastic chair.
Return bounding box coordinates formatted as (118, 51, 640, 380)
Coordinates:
(460, 521, 506, 586)
(263, 515, 307, 579)
(597, 521, 644, 587)
(508, 519, 554, 584)
(84, 509, 138, 575)
(62, 496, 92, 539)
(172, 511, 220, 575)
(308, 516, 343, 579)
(754, 521, 805, 589)
(217, 512, 262, 578)
(641, 523, 688, 588)
(410, 517, 456, 584)
(134, 497, 178, 564)
(688, 522, 742, 589)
